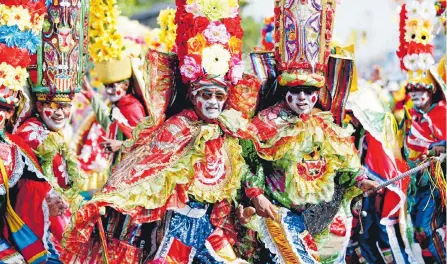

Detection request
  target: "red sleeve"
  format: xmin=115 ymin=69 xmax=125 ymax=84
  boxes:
xmin=14 ymin=179 xmax=51 ymax=241
xmin=117 ymin=96 xmax=146 ymax=138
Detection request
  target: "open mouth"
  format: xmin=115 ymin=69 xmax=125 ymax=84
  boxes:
xmin=296 ymin=103 xmax=308 ymax=109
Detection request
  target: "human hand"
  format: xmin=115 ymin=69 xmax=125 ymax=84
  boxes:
xmin=46 ymin=193 xmax=68 ymax=217
xmin=251 ymin=194 xmax=276 ymax=220
xmin=430 ymin=146 xmax=446 ymax=157
xmin=359 ymin=179 xmax=380 ymax=193
xmin=236 ymin=205 xmax=256 ymax=225
xmin=100 ymin=137 xmax=123 ymax=154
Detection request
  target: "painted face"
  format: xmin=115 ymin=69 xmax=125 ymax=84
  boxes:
xmin=286 ymin=88 xmax=318 ymax=115
xmin=105 ymin=80 xmax=128 ymax=103
xmin=0 ymin=107 xmax=14 ymax=131
xmin=193 ymin=87 xmax=227 ymax=121
xmin=39 ymin=102 xmax=72 ymax=131
xmin=409 ymin=90 xmax=432 ymax=109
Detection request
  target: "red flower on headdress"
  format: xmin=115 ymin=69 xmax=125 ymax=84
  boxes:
xmin=222 ymin=17 xmax=244 ymax=39
xmin=0 ymin=44 xmax=30 ymax=68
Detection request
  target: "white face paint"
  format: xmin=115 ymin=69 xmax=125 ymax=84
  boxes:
xmin=105 ymin=81 xmax=128 ymax=103
xmin=194 ymin=87 xmax=227 ymax=121
xmin=286 ymin=89 xmax=318 ymax=115
xmin=409 ymin=90 xmax=431 ymax=109
xmin=40 ymin=103 xmax=71 ymax=131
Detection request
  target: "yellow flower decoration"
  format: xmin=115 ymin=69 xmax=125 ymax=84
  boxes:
xmin=197 ymin=0 xmax=236 ymax=21
xmin=88 ymin=0 xmax=124 ymax=63
xmin=404 ymin=25 xmax=420 ymax=43
xmin=418 ymin=28 xmax=431 ymax=45
xmin=157 ymin=8 xmax=177 ymax=52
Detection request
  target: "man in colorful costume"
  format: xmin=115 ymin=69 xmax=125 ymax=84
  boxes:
xmin=63 ymin=1 xmax=259 ymax=262
xmin=235 ymin=1 xmax=381 ymax=263
xmin=0 ymin=1 xmax=68 ymax=262
xmin=397 ymin=1 xmax=447 ymax=263
xmin=344 ymin=84 xmax=417 ymax=264
xmin=396 ymin=1 xmax=447 ymax=262
xmin=13 ymin=0 xmax=88 ymax=258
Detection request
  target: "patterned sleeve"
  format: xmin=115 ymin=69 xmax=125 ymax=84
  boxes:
xmin=240 ymin=139 xmax=265 ymax=199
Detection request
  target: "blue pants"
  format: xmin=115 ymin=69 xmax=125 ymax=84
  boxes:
xmin=409 ymin=187 xmax=445 ymax=263
xmin=355 ymin=196 xmax=412 ymax=264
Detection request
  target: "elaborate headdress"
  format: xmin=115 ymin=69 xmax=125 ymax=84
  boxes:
xmin=27 ymin=0 xmax=88 ymax=103
xmin=274 ymin=0 xmax=336 ymax=88
xmin=396 ymin=0 xmax=445 ymax=96
xmin=0 ymin=0 xmax=47 ymax=108
xmin=175 ymin=0 xmax=244 ymax=93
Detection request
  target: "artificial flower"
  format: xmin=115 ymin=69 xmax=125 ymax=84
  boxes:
xmin=201 ymin=44 xmax=231 ymax=76
xmin=31 ymin=13 xmax=45 ymax=33
xmin=418 ymin=53 xmax=434 ymax=71
xmin=403 ymin=53 xmax=420 ymax=71
xmin=158 ymin=9 xmax=177 ymax=52
xmin=0 ymin=5 xmax=8 ymax=25
xmin=197 ymin=0 xmax=236 ymax=21
xmin=7 ymin=5 xmax=31 ymax=31
xmin=404 ymin=25 xmax=419 ymax=43
xmin=203 ymin=22 xmax=230 ymax=44
xmin=187 ymin=33 xmax=206 ymax=54
xmin=185 ymin=2 xmax=204 ymax=18
xmin=0 ymin=62 xmax=8 ymax=87
xmin=417 ymin=28 xmax=431 ymax=45
xmin=419 ymin=1 xmax=437 ymax=20
xmin=406 ymin=1 xmax=421 ymax=19
xmin=180 ymin=56 xmax=202 ymax=80
xmin=228 ymin=36 xmax=242 ymax=54
xmin=19 ymin=30 xmax=41 ymax=54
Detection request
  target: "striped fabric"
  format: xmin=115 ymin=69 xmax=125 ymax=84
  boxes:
xmin=325 ymin=55 xmax=354 ymax=125
xmin=0 ymin=158 xmax=48 ymax=264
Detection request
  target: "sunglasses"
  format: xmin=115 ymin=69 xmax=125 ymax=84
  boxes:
xmin=197 ymin=90 xmax=227 ymax=102
xmin=288 ymin=88 xmax=317 ymax=95
xmin=45 ymin=102 xmax=72 ymax=111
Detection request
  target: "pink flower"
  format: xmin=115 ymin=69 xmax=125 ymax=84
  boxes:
xmin=180 ymin=56 xmax=202 ymax=80
xmin=203 ymin=22 xmax=230 ymax=44
xmin=228 ymin=56 xmax=244 ymax=84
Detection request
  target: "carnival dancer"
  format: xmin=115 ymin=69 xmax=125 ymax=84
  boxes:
xmin=13 ymin=0 xmax=88 ymax=258
xmin=344 ymin=84 xmax=417 ymax=264
xmin=0 ymin=1 xmax=68 ymax=261
xmin=234 ymin=1 xmax=382 ymax=263
xmin=396 ymin=1 xmax=447 ymax=262
xmin=62 ymin=0 xmax=262 ymax=262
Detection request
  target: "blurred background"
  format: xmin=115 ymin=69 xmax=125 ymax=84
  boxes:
xmin=117 ymin=0 xmax=446 ymax=81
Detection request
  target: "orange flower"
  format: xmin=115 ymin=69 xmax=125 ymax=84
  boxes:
xmin=228 ymin=36 xmax=242 ymax=54
xmin=187 ymin=33 xmax=207 ymax=54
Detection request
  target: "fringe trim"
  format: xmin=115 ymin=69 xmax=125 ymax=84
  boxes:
xmin=258 ymin=207 xmax=319 ymax=264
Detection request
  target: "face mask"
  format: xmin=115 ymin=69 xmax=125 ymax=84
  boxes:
xmin=194 ymin=88 xmax=227 ymax=120
xmin=286 ymin=89 xmax=318 ymax=115
xmin=105 ymin=81 xmax=128 ymax=103
xmin=409 ymin=90 xmax=431 ymax=109
xmin=40 ymin=102 xmax=71 ymax=131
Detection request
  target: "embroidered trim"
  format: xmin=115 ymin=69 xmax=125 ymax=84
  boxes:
xmin=42 ymin=198 xmax=51 ymax=251
xmin=258 ymin=207 xmax=319 ymax=264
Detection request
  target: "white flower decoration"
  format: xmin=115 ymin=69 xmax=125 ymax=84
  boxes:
xmin=406 ymin=1 xmax=421 ymax=19
xmin=201 ymin=44 xmax=231 ymax=76
xmin=403 ymin=53 xmax=421 ymax=72
xmin=419 ymin=1 xmax=437 ymax=20
xmin=419 ymin=53 xmax=435 ymax=71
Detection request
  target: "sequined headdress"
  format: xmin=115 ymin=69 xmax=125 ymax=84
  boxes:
xmin=0 ymin=0 xmax=47 ymax=108
xmin=396 ymin=0 xmax=445 ymax=94
xmin=175 ymin=0 xmax=244 ymax=93
xmin=28 ymin=0 xmax=89 ymax=103
xmin=274 ymin=0 xmax=336 ymax=88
